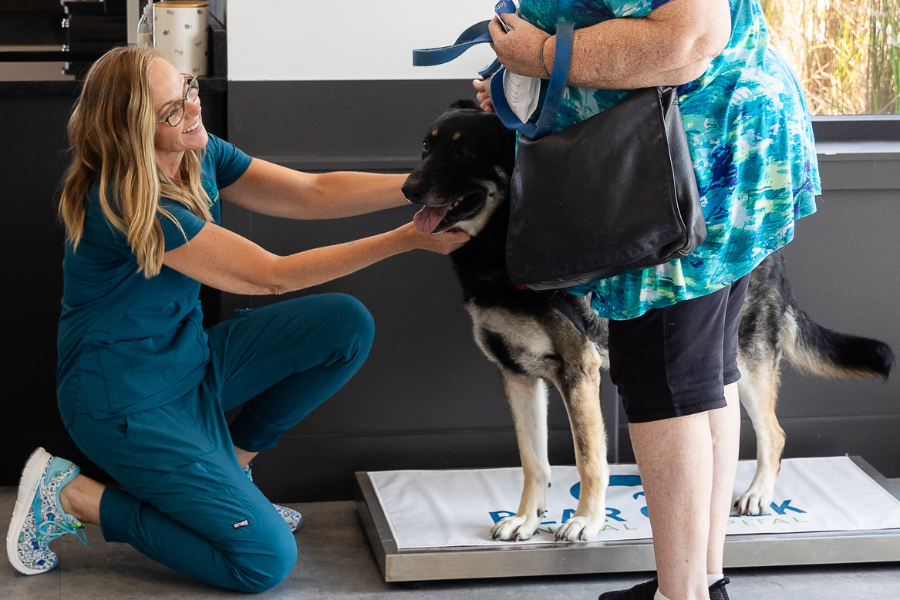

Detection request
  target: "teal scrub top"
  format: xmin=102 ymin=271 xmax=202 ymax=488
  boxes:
xmin=56 ymin=134 xmax=252 ymax=425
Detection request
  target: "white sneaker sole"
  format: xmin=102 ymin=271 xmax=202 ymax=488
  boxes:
xmin=6 ymin=447 xmax=54 ymax=575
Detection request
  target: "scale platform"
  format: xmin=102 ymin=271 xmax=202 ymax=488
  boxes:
xmin=355 ymin=456 xmax=900 ymax=583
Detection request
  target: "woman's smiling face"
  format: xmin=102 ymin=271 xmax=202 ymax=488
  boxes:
xmin=151 ymin=58 xmax=207 ymax=163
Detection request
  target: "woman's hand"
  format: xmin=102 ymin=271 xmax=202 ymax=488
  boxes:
xmin=488 ymin=14 xmax=551 ymax=78
xmin=472 ymin=77 xmax=493 ymax=112
xmin=396 ymin=222 xmax=470 ymax=255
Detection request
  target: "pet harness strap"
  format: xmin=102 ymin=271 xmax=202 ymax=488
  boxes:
xmin=538 ymin=290 xmax=587 ymax=334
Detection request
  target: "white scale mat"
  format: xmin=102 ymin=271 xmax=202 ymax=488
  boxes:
xmin=368 ymin=456 xmax=900 ymax=550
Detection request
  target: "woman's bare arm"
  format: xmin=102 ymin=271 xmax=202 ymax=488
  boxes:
xmin=219 ymin=158 xmax=410 ymax=220
xmin=162 ymin=220 xmax=468 ymax=295
xmin=491 ymin=0 xmax=732 ymax=89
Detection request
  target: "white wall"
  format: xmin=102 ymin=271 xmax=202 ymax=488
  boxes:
xmin=227 ymin=0 xmax=499 ymax=81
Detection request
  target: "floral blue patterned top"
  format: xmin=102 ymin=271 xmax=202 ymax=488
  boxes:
xmin=518 ymin=0 xmax=820 ymax=320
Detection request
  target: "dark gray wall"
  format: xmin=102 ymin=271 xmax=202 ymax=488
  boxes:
xmin=224 ymin=80 xmax=622 ymax=502
xmin=752 ymin=182 xmax=900 ymax=467
xmin=227 ymin=81 xmax=900 ymax=503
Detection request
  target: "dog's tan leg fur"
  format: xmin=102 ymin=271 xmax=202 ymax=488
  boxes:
xmin=553 ymin=343 xmax=609 ymax=542
xmin=735 ymin=357 xmax=785 ymax=515
xmin=490 ymin=370 xmax=551 ymax=541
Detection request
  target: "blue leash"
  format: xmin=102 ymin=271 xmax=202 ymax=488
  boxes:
xmin=412 ymin=20 xmax=577 ymax=140
xmin=411 ymin=20 xmax=503 ymax=80
xmin=490 ymin=21 xmax=573 ymax=139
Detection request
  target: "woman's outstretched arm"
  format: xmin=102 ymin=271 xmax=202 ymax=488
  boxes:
xmin=220 ymin=158 xmax=411 ymax=220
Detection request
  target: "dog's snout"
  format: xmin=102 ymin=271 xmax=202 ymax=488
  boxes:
xmin=401 ymin=176 xmax=427 ymax=205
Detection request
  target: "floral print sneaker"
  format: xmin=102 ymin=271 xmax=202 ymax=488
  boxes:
xmin=6 ymin=448 xmax=87 ymax=575
xmin=243 ymin=465 xmax=302 ymax=533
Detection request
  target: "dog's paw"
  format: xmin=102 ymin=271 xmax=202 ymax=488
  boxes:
xmin=555 ymin=515 xmax=602 ymax=542
xmin=490 ymin=513 xmax=540 ymax=542
xmin=733 ymin=486 xmax=774 ymax=516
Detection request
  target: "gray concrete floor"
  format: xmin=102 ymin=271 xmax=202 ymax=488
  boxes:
xmin=2 ymin=485 xmax=899 ymax=600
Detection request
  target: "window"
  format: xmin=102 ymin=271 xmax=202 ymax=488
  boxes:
xmin=762 ymin=0 xmax=899 ymax=115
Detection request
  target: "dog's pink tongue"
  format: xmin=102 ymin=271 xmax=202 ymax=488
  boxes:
xmin=413 ymin=206 xmax=450 ymax=233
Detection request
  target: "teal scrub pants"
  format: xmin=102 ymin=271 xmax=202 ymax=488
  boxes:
xmin=65 ymin=294 xmax=374 ymax=592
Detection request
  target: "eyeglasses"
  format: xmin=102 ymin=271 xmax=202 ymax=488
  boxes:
xmin=157 ymin=74 xmax=200 ymax=128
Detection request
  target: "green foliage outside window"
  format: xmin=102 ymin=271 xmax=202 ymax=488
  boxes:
xmin=762 ymin=0 xmax=900 ymax=114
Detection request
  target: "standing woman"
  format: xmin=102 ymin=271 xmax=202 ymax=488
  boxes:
xmin=7 ymin=46 xmax=468 ymax=592
xmin=475 ymin=1 xmax=819 ymax=599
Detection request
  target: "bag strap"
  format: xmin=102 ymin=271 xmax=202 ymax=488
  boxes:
xmin=412 ymin=20 xmax=503 ymax=80
xmin=490 ymin=21 xmax=574 ymax=140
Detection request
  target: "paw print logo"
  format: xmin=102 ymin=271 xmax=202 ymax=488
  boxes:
xmin=197 ymin=9 xmax=203 ymax=14
xmin=162 ymin=29 xmax=170 ymax=36
xmin=185 ymin=23 xmax=192 ymax=30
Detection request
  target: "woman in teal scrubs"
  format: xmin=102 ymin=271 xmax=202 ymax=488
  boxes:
xmin=6 ymin=46 xmax=468 ymax=592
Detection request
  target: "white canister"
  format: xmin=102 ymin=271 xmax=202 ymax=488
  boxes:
xmin=153 ymin=1 xmax=209 ymax=76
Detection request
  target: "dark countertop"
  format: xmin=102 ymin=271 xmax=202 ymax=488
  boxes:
xmin=0 ymin=60 xmax=228 ymax=96
xmin=0 ymin=12 xmax=228 ymax=97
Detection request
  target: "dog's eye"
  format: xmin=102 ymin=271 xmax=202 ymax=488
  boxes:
xmin=458 ymin=147 xmax=471 ymax=157
xmin=422 ymin=140 xmax=430 ymax=152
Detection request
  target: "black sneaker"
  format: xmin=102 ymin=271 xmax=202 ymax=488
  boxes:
xmin=598 ymin=576 xmax=731 ymax=600
xmin=598 ymin=579 xmax=658 ymax=600
xmin=709 ymin=576 xmax=731 ymax=600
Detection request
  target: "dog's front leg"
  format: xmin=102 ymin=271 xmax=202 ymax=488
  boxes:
xmin=491 ymin=369 xmax=551 ymax=542
xmin=554 ymin=346 xmax=609 ymax=542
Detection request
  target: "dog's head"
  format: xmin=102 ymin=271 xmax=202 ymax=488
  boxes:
xmin=402 ymin=100 xmax=516 ymax=236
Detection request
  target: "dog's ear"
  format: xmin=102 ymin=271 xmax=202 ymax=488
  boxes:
xmin=448 ymin=99 xmax=482 ymax=112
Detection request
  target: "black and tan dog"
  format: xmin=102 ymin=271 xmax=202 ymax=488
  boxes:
xmin=402 ymin=100 xmax=895 ymax=542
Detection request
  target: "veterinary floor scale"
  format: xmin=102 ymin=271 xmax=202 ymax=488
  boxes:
xmin=356 ymin=456 xmax=900 ymax=582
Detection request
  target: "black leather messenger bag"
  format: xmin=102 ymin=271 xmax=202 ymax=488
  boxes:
xmin=491 ymin=21 xmax=706 ymax=290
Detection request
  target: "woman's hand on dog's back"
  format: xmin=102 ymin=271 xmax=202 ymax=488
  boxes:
xmin=395 ymin=222 xmax=470 ymax=255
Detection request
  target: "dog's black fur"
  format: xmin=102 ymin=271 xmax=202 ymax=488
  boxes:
xmin=403 ymin=100 xmax=895 ymax=541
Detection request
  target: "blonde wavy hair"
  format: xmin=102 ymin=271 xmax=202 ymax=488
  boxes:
xmin=59 ymin=46 xmax=212 ymax=278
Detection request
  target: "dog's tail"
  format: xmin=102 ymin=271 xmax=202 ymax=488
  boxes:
xmin=783 ymin=306 xmax=895 ymax=381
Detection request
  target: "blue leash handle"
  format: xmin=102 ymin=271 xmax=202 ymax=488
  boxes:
xmin=490 ymin=21 xmax=573 ymax=139
xmin=412 ymin=20 xmax=501 ymax=79
xmin=412 ymin=19 xmax=575 ymax=140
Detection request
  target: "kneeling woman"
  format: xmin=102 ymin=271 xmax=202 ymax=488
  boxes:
xmin=6 ymin=47 xmax=468 ymax=592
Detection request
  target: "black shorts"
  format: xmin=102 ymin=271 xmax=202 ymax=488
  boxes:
xmin=608 ymin=274 xmax=750 ymax=424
